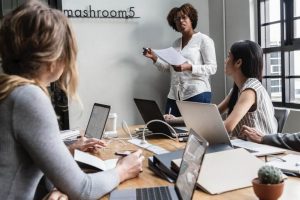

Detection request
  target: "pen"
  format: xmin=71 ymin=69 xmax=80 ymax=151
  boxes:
xmin=115 ymin=150 xmax=134 ymax=157
xmin=168 ymin=108 xmax=172 ymax=115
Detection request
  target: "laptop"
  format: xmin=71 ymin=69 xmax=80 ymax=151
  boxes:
xmin=282 ymin=110 xmax=300 ymax=133
xmin=110 ymin=129 xmax=208 ymax=200
xmin=134 ymin=98 xmax=188 ymax=138
xmin=176 ymin=101 xmax=286 ymax=156
xmin=63 ymin=103 xmax=110 ymax=145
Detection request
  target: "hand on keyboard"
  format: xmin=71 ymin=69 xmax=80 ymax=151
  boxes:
xmin=68 ymin=137 xmax=107 ymax=155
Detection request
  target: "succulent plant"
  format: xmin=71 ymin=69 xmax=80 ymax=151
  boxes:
xmin=258 ymin=165 xmax=284 ymax=184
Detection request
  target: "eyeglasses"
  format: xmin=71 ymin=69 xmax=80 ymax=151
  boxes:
xmin=174 ymin=15 xmax=188 ymax=22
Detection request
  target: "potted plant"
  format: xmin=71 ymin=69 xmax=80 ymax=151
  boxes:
xmin=252 ymin=165 xmax=285 ymax=200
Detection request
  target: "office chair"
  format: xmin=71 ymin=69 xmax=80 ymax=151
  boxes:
xmin=274 ymin=108 xmax=290 ymax=133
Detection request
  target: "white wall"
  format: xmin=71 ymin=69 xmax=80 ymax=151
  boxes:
xmin=63 ymin=0 xmax=210 ymax=129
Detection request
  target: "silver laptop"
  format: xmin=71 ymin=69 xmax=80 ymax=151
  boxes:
xmin=282 ymin=110 xmax=300 ymax=133
xmin=109 ymin=129 xmax=208 ymax=200
xmin=176 ymin=101 xmax=286 ymax=156
xmin=64 ymin=103 xmax=110 ymax=145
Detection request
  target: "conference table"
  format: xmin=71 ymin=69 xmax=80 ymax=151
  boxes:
xmin=98 ymin=126 xmax=300 ymax=200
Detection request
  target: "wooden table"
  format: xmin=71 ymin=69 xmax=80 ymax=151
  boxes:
xmin=97 ymin=126 xmax=300 ymax=200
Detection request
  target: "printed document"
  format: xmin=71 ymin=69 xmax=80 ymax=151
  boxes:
xmin=267 ymin=154 xmax=300 ymax=175
xmin=152 ymin=47 xmax=187 ymax=65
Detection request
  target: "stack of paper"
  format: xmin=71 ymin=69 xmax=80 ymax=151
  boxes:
xmin=60 ymin=129 xmax=80 ymax=140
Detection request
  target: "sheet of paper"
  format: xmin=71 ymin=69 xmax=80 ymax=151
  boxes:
xmin=74 ymin=150 xmax=117 ymax=171
xmin=231 ymin=139 xmax=286 ymax=156
xmin=128 ymin=138 xmax=169 ymax=154
xmin=152 ymin=47 xmax=187 ymax=65
xmin=267 ymin=154 xmax=300 ymax=174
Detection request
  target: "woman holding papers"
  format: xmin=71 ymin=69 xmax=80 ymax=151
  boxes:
xmin=218 ymin=40 xmax=277 ymax=138
xmin=143 ymin=3 xmax=217 ymax=117
xmin=0 ymin=1 xmax=144 ymax=200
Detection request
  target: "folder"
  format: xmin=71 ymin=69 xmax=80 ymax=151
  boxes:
xmin=152 ymin=149 xmax=184 ymax=181
xmin=148 ymin=157 xmax=174 ymax=183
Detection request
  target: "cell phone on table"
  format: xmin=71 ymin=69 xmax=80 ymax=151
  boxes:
xmin=115 ymin=150 xmax=135 ymax=157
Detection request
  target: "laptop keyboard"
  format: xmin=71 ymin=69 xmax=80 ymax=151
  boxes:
xmin=136 ymin=186 xmax=172 ymax=200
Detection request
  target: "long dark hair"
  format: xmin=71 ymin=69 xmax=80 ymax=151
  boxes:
xmin=227 ymin=40 xmax=263 ymax=115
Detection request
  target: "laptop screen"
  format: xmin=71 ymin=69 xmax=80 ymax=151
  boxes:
xmin=133 ymin=98 xmax=171 ymax=134
xmin=85 ymin=103 xmax=110 ymax=139
xmin=175 ymin=129 xmax=207 ymax=200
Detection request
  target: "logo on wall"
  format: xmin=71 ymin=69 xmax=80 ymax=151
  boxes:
xmin=63 ymin=5 xmax=140 ymax=19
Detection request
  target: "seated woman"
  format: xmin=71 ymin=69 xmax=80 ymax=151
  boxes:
xmin=218 ymin=40 xmax=277 ymax=138
xmin=0 ymin=1 xmax=143 ymax=200
xmin=165 ymin=40 xmax=277 ymax=139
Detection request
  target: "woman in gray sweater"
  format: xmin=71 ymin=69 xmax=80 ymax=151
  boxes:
xmin=0 ymin=1 xmax=144 ymax=200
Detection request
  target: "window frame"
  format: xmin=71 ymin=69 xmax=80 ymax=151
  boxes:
xmin=258 ymin=0 xmax=300 ymax=108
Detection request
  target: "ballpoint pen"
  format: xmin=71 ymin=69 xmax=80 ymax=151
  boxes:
xmin=168 ymin=108 xmax=172 ymax=115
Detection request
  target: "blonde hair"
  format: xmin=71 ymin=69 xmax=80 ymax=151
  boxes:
xmin=0 ymin=0 xmax=78 ymax=101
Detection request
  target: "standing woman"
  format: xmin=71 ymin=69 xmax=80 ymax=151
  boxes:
xmin=0 ymin=1 xmax=143 ymax=199
xmin=218 ymin=40 xmax=278 ymax=138
xmin=143 ymin=3 xmax=217 ymax=117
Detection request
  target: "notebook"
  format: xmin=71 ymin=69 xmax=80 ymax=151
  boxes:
xmin=64 ymin=103 xmax=110 ymax=145
xmin=134 ymin=98 xmax=188 ymax=138
xmin=110 ymin=129 xmax=208 ymax=200
xmin=176 ymin=101 xmax=286 ymax=156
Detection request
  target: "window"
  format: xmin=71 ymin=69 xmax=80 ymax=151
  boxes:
xmin=258 ymin=0 xmax=300 ymax=108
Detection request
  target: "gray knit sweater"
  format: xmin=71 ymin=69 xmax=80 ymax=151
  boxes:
xmin=0 ymin=85 xmax=119 ymax=200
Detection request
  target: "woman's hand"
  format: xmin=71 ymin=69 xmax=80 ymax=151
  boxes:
xmin=164 ymin=114 xmax=184 ymax=124
xmin=240 ymin=125 xmax=264 ymax=143
xmin=116 ymin=149 xmax=144 ymax=182
xmin=43 ymin=188 xmax=68 ymax=200
xmin=68 ymin=137 xmax=107 ymax=155
xmin=172 ymin=63 xmax=192 ymax=72
xmin=142 ymin=48 xmax=157 ymax=63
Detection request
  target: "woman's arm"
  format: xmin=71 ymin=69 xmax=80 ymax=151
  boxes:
xmin=218 ymin=94 xmax=231 ymax=114
xmin=13 ymin=86 xmax=143 ymax=199
xmin=191 ymin=37 xmax=217 ymax=76
xmin=224 ymin=89 xmax=256 ymax=132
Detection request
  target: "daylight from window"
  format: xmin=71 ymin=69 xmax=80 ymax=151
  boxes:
xmin=267 ymin=0 xmax=300 ymax=103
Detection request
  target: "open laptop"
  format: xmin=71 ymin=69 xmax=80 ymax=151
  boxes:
xmin=110 ymin=129 xmax=208 ymax=200
xmin=63 ymin=103 xmax=110 ymax=144
xmin=134 ymin=98 xmax=188 ymax=138
xmin=282 ymin=109 xmax=300 ymax=133
xmin=176 ymin=101 xmax=286 ymax=156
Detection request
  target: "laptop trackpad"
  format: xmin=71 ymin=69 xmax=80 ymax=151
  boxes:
xmin=110 ymin=189 xmax=136 ymax=200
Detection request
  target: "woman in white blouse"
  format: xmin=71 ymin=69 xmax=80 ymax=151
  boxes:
xmin=143 ymin=3 xmax=217 ymax=117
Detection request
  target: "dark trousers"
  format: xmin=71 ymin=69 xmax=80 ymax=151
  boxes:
xmin=165 ymin=92 xmax=212 ymax=117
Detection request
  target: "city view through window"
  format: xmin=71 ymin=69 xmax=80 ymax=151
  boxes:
xmin=260 ymin=0 xmax=300 ymax=105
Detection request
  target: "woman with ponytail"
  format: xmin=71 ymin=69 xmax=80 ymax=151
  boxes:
xmin=0 ymin=1 xmax=143 ymax=199
xmin=218 ymin=40 xmax=277 ymax=138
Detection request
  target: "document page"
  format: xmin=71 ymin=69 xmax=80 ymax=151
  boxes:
xmin=152 ymin=47 xmax=187 ymax=65
xmin=267 ymin=154 xmax=300 ymax=174
xmin=74 ymin=150 xmax=117 ymax=171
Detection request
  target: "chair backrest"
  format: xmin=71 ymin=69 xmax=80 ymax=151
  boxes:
xmin=274 ymin=108 xmax=290 ymax=133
